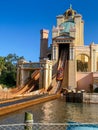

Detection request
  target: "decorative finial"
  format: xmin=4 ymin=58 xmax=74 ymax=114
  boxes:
xmin=70 ymin=4 xmax=72 ymax=9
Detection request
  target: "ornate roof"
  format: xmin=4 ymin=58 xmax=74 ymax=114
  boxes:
xmin=53 ymin=33 xmax=75 ymax=40
xmin=64 ymin=5 xmax=77 ymax=18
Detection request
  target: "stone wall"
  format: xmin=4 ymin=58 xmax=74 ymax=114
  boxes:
xmin=83 ymin=93 xmax=98 ymax=103
xmin=77 ymin=72 xmax=93 ymax=91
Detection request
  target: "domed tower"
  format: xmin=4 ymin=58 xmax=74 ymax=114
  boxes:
xmin=52 ymin=5 xmax=84 ymax=89
xmin=52 ymin=5 xmax=84 ymax=46
xmin=64 ymin=5 xmax=77 ymax=19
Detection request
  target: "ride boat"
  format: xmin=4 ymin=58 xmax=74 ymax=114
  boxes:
xmin=56 ymin=67 xmax=64 ymax=81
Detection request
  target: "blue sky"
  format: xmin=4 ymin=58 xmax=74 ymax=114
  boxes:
xmin=0 ymin=0 xmax=98 ymax=62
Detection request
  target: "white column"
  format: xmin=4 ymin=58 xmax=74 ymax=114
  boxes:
xmin=93 ymin=49 xmax=96 ymax=72
xmin=91 ymin=48 xmax=93 ymax=72
xmin=52 ymin=45 xmax=58 ymax=61
xmin=52 ymin=45 xmax=54 ymax=60
xmin=39 ymin=64 xmax=45 ymax=89
xmin=69 ymin=46 xmax=74 ymax=60
xmin=20 ymin=68 xmax=24 ymax=87
xmin=48 ymin=63 xmax=52 ymax=87
xmin=16 ymin=66 xmax=20 ymax=87
xmin=72 ymin=47 xmax=75 ymax=60
xmin=44 ymin=63 xmax=49 ymax=90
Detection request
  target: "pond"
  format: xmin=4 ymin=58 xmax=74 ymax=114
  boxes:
xmin=0 ymin=98 xmax=98 ymax=125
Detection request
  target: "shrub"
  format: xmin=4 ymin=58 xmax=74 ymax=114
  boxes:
xmin=94 ymin=87 xmax=98 ymax=93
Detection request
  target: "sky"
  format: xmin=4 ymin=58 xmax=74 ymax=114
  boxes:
xmin=0 ymin=0 xmax=98 ymax=62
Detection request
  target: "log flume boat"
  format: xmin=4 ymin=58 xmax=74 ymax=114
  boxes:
xmin=56 ymin=67 xmax=64 ymax=81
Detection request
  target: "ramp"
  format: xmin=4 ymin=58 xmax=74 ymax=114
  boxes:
xmin=11 ymin=70 xmax=40 ymax=97
xmin=49 ymin=48 xmax=68 ymax=94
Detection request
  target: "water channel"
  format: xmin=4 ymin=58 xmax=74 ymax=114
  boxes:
xmin=0 ymin=97 xmax=98 ymax=125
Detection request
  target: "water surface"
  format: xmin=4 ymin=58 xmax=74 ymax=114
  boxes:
xmin=0 ymin=98 xmax=98 ymax=124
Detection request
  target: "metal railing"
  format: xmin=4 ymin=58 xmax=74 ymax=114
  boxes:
xmin=0 ymin=123 xmax=25 ymax=130
xmin=0 ymin=123 xmax=66 ymax=130
xmin=0 ymin=123 xmax=98 ymax=130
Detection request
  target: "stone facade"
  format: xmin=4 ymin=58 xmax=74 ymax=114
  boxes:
xmin=40 ymin=6 xmax=98 ymax=91
xmin=17 ymin=6 xmax=98 ymax=92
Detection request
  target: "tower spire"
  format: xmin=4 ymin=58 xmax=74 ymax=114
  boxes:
xmin=70 ymin=4 xmax=72 ymax=9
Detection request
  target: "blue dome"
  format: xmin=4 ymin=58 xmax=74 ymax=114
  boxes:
xmin=60 ymin=21 xmax=75 ymax=33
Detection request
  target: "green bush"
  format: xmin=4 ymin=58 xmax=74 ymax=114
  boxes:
xmin=94 ymin=87 xmax=98 ymax=93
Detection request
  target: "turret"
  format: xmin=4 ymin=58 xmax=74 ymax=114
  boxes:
xmin=40 ymin=29 xmax=49 ymax=60
xmin=52 ymin=5 xmax=84 ymax=46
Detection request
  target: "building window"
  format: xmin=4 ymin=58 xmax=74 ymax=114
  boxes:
xmin=77 ymin=54 xmax=89 ymax=72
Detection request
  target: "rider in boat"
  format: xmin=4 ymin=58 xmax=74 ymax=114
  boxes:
xmin=56 ymin=67 xmax=64 ymax=81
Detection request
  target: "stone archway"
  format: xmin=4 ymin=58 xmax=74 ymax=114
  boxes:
xmin=76 ymin=54 xmax=90 ymax=72
xmin=96 ymin=56 xmax=98 ymax=71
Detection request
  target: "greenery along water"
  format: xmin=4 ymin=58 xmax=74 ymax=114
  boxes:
xmin=0 ymin=98 xmax=98 ymax=124
xmin=0 ymin=53 xmax=24 ymax=87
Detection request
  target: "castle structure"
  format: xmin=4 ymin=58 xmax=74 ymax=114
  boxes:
xmin=17 ymin=6 xmax=98 ymax=92
xmin=40 ymin=6 xmax=98 ymax=91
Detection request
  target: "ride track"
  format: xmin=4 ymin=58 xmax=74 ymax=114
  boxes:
xmin=0 ymin=70 xmax=40 ymax=100
xmin=0 ymin=94 xmax=60 ymax=116
xmin=10 ymin=70 xmax=40 ymax=97
xmin=50 ymin=48 xmax=68 ymax=94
